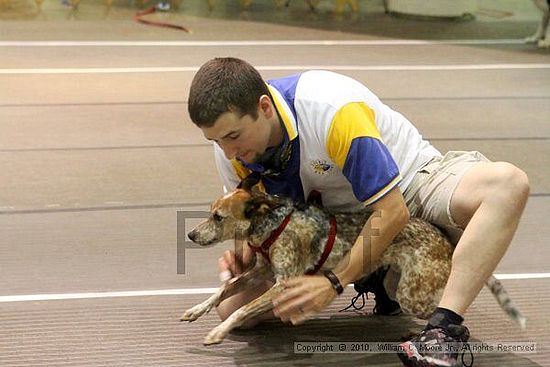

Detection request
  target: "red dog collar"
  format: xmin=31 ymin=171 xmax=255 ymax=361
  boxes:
xmin=248 ymin=212 xmax=337 ymax=275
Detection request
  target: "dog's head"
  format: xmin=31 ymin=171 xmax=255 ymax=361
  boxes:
xmin=187 ymin=188 xmax=287 ymax=246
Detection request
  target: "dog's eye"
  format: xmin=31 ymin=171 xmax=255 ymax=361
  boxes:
xmin=213 ymin=213 xmax=223 ymax=222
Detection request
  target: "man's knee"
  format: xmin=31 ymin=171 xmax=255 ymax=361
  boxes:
xmin=216 ymin=290 xmax=257 ymax=321
xmin=489 ymin=162 xmax=530 ymax=204
xmin=216 ymin=283 xmax=274 ymax=327
xmin=216 ymin=300 xmax=236 ymax=322
xmin=216 ymin=299 xmax=273 ymax=329
xmin=451 ymin=162 xmax=529 ymax=227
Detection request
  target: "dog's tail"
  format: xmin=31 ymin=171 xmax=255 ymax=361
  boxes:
xmin=485 ymin=275 xmax=527 ymax=329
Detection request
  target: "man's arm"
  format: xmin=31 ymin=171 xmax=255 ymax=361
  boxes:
xmin=333 ymin=186 xmax=410 ymax=287
xmin=272 ymin=186 xmax=409 ymax=324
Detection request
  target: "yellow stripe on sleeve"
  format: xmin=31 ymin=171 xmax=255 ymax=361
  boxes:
xmin=363 ymin=175 xmax=402 ymax=206
xmin=326 ymin=102 xmax=381 ymax=169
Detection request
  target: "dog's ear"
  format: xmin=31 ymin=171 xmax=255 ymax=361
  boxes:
xmin=244 ymin=189 xmax=287 ymax=219
xmin=237 ymin=172 xmax=261 ymax=192
xmin=243 ymin=195 xmax=271 ymax=219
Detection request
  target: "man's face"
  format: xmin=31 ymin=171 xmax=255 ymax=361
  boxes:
xmin=201 ymin=109 xmax=271 ymax=164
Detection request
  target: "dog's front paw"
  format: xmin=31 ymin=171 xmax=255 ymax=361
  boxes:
xmin=180 ymin=303 xmax=212 ymax=322
xmin=204 ymin=325 xmax=228 ymax=345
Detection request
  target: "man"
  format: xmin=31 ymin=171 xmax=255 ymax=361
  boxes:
xmin=187 ymin=57 xmax=529 ymax=367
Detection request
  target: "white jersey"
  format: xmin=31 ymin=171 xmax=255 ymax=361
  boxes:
xmin=214 ymin=70 xmax=441 ymax=211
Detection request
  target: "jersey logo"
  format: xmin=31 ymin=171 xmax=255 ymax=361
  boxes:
xmin=311 ymin=159 xmax=334 ymax=175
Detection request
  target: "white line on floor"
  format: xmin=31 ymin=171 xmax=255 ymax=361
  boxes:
xmin=494 ymin=273 xmax=550 ymax=280
xmin=1 ymin=273 xmax=548 ymax=303
xmin=1 ymin=64 xmax=549 ymax=75
xmin=0 ymin=39 xmax=526 ymax=47
xmin=0 ymin=288 xmax=220 ymax=303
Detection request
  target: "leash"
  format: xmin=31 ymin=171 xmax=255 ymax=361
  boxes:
xmin=134 ymin=6 xmax=191 ymax=33
xmin=248 ymin=211 xmax=337 ymax=275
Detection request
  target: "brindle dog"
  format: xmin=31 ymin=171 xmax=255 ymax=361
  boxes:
xmin=182 ymin=187 xmax=525 ymax=345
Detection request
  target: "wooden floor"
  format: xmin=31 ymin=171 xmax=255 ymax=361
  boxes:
xmin=1 ymin=0 xmax=549 ymax=366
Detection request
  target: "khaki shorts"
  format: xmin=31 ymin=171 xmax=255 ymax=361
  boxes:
xmin=403 ymin=151 xmax=490 ymax=245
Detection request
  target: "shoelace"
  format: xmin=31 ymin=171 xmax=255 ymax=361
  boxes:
xmin=460 ymin=342 xmax=474 ymax=367
xmin=341 ymin=292 xmax=473 ymax=367
xmin=441 ymin=328 xmax=474 ymax=367
xmin=339 ymin=292 xmax=368 ymax=313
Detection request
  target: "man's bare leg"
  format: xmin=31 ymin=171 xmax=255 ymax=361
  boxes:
xmin=439 ymin=162 xmax=529 ymax=315
xmin=397 ymin=161 xmax=529 ymax=366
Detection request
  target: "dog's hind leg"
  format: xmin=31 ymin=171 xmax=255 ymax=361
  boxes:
xmin=203 ymin=282 xmax=285 ymax=345
xmin=394 ymin=265 xmax=448 ymax=320
xmin=180 ymin=264 xmax=273 ymax=322
xmin=381 ymin=246 xmax=451 ymax=319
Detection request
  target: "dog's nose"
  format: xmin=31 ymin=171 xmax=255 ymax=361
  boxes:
xmin=188 ymin=230 xmax=197 ymax=242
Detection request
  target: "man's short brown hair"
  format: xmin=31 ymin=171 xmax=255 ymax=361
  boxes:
xmin=188 ymin=57 xmax=269 ymax=127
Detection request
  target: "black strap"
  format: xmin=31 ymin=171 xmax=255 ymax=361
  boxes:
xmin=323 ymin=270 xmax=344 ymax=295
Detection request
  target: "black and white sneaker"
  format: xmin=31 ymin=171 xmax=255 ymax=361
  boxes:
xmin=397 ymin=324 xmax=472 ymax=367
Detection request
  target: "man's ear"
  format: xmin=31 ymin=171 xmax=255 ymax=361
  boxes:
xmin=259 ymin=94 xmax=274 ymax=119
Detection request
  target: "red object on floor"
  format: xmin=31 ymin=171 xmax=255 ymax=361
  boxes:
xmin=134 ymin=6 xmax=190 ymax=32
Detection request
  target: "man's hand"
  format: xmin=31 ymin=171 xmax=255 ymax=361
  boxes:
xmin=271 ymin=187 xmax=409 ymax=325
xmin=218 ymin=242 xmax=255 ymax=282
xmin=272 ymin=275 xmax=337 ymax=325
